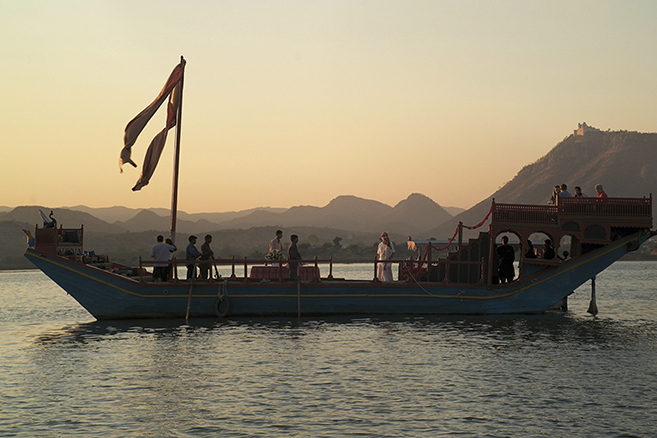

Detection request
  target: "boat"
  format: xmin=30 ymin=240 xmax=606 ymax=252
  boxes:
xmin=24 ymin=59 xmax=655 ymax=320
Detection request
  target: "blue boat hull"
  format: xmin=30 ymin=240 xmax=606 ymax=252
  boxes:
xmin=24 ymin=232 xmax=648 ymax=320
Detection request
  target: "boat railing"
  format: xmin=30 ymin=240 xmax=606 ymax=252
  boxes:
xmin=493 ymin=195 xmax=652 ymax=226
xmin=558 ymin=196 xmax=652 ymax=220
xmin=492 ymin=203 xmax=558 ymax=226
xmin=386 ymin=258 xmax=486 ymax=284
xmin=137 ymin=256 xmax=334 ymax=283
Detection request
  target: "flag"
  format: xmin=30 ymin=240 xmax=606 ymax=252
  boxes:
xmin=120 ymin=59 xmax=186 ymax=191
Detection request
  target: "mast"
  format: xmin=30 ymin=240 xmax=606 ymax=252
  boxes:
xmin=169 ymin=55 xmax=185 ymax=244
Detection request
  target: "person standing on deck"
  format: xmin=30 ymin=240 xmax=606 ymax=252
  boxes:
xmin=269 ymin=230 xmax=284 ymax=253
xmin=497 ymin=236 xmax=515 ymax=283
xmin=559 ymin=184 xmax=572 ymax=198
xmin=185 ymin=235 xmax=201 ymax=280
xmin=287 ymin=234 xmax=302 ymax=280
xmin=151 ymin=235 xmax=176 ymax=282
xmin=377 ymin=232 xmax=395 ymax=282
xmin=199 ymin=234 xmax=214 ymax=280
xmin=164 ymin=238 xmax=177 ymax=280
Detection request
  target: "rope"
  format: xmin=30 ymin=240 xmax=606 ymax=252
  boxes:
xmin=463 ymin=203 xmax=494 ymax=229
xmin=427 ymin=203 xmax=494 ymax=252
xmin=217 ymin=279 xmax=228 ymax=300
xmin=401 ymin=265 xmax=436 ymax=296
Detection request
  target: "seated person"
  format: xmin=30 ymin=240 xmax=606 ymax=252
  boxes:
xmin=541 ymin=239 xmax=555 ymax=260
xmin=525 ymin=240 xmax=537 ymax=258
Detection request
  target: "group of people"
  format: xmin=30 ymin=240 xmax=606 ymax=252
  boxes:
xmin=496 ymin=237 xmax=563 ymax=283
xmin=151 ymin=230 xmax=305 ymax=282
xmin=549 ymin=183 xmax=607 ymax=204
xmin=150 ymin=234 xmax=213 ymax=282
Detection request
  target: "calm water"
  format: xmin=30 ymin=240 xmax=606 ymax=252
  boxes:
xmin=1 ymin=263 xmax=656 ymax=437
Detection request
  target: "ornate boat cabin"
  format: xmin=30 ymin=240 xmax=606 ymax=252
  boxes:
xmin=403 ymin=196 xmax=652 ymax=287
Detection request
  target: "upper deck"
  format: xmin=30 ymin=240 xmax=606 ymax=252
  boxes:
xmin=491 ymin=196 xmax=652 ymax=229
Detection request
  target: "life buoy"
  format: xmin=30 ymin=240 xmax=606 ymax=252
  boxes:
xmin=214 ymin=296 xmax=232 ymax=317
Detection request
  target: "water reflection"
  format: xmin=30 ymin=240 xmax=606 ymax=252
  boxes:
xmin=31 ymin=312 xmax=657 ymax=352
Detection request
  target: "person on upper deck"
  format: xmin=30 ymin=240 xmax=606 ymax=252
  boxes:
xmin=199 ymin=234 xmax=214 ymax=279
xmin=497 ymin=236 xmax=515 ymax=283
xmin=287 ymin=234 xmax=302 ymax=280
xmin=595 ymin=184 xmax=608 ymax=198
xmin=377 ymin=232 xmax=395 ymax=282
xmin=185 ymin=235 xmax=201 ymax=280
xmin=541 ymin=239 xmax=555 ymax=260
xmin=548 ymin=185 xmax=561 ymax=205
xmin=574 ymin=186 xmax=587 ymax=197
xmin=558 ymin=184 xmax=572 ymax=198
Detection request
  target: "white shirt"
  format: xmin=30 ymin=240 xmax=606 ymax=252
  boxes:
xmin=269 ymin=237 xmax=283 ymax=253
xmin=151 ymin=242 xmax=176 ymax=267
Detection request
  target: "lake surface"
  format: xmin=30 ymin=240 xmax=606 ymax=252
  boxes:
xmin=1 ymin=262 xmax=656 ymax=437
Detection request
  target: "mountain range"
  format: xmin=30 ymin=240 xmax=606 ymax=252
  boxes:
xmin=0 ymin=193 xmax=458 ymax=236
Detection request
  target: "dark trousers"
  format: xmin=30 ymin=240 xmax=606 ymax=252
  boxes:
xmin=186 ymin=265 xmax=196 ymax=280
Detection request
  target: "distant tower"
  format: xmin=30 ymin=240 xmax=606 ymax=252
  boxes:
xmin=574 ymin=122 xmax=599 ymax=136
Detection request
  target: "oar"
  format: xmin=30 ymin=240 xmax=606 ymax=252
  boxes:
xmin=185 ymin=274 xmax=195 ymax=324
xmin=297 ymin=278 xmax=301 ymax=320
xmin=587 ymin=276 xmax=598 ymax=315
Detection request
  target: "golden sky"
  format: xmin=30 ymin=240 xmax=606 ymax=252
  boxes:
xmin=3 ymin=1 xmax=657 ymax=213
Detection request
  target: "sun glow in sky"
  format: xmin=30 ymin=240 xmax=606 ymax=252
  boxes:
xmin=3 ymin=1 xmax=657 ymax=214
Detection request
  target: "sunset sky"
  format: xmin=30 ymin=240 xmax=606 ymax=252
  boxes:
xmin=3 ymin=1 xmax=657 ymax=214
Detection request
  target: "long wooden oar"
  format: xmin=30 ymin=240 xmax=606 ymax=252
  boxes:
xmin=297 ymin=279 xmax=301 ymax=320
xmin=185 ymin=274 xmax=195 ymax=324
xmin=587 ymin=276 xmax=598 ymax=315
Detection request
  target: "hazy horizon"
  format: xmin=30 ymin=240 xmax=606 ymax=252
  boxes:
xmin=4 ymin=1 xmax=657 ymax=214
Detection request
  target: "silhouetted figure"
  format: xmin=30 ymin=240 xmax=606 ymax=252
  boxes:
xmin=287 ymin=234 xmax=302 ymax=280
xmin=186 ymin=235 xmax=201 ymax=280
xmin=541 ymin=239 xmax=555 ymax=260
xmin=199 ymin=234 xmax=214 ymax=280
xmin=497 ymin=236 xmax=515 ymax=283
xmin=525 ymin=240 xmax=537 ymax=259
xmin=151 ymin=235 xmax=176 ymax=282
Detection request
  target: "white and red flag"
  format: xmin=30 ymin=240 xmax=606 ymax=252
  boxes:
xmin=120 ymin=59 xmax=185 ymax=191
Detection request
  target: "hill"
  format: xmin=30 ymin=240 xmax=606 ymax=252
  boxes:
xmin=427 ymin=125 xmax=657 ymax=240
xmin=214 ymin=194 xmax=452 ymax=234
xmin=65 ymin=205 xmax=288 ymax=224
xmin=0 ymin=206 xmax=126 ymax=235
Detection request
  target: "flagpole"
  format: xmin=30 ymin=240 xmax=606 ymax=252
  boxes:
xmin=169 ymin=55 xmax=185 ymax=244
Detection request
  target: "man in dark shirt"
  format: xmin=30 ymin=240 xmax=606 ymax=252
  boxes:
xmin=287 ymin=234 xmax=302 ymax=280
xmin=199 ymin=234 xmax=214 ymax=279
xmin=497 ymin=236 xmax=515 ymax=283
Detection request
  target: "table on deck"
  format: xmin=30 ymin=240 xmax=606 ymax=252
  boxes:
xmin=249 ymin=265 xmax=320 ymax=281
